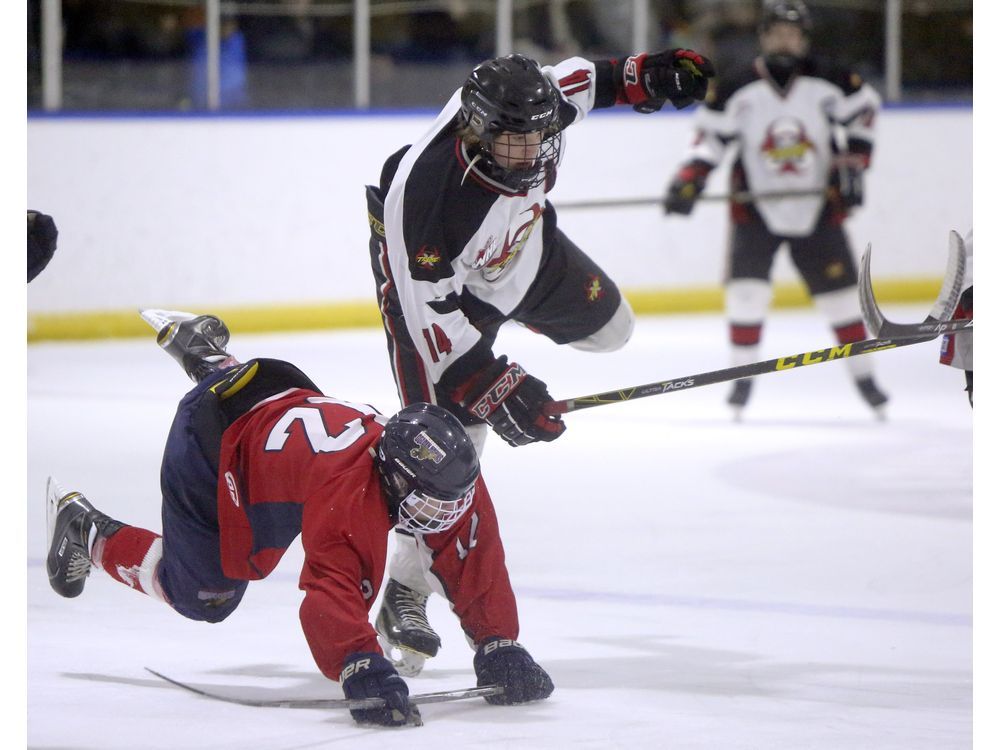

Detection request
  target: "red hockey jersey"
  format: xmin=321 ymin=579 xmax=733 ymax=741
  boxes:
xmin=215 ymin=387 xmax=518 ymax=679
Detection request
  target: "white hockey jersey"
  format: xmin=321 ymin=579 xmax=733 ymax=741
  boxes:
xmin=684 ymin=56 xmax=881 ymax=236
xmin=376 ymin=57 xmax=603 ymax=392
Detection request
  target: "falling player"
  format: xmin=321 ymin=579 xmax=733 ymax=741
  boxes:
xmin=45 ymin=311 xmax=553 ymax=727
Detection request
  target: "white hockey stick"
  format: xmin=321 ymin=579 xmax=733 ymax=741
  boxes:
xmin=145 ymin=667 xmax=501 ymax=710
xmin=859 ymin=232 xmax=972 ymax=339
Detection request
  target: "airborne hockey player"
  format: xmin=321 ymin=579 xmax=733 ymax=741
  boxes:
xmin=664 ymin=0 xmax=889 ymax=419
xmin=46 ymin=311 xmax=554 ymax=727
xmin=364 ymin=48 xmax=715 ymax=674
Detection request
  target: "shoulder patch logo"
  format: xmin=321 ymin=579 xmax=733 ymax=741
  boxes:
xmin=586 ymin=274 xmax=605 ymax=303
xmin=415 ymin=245 xmax=442 ymax=269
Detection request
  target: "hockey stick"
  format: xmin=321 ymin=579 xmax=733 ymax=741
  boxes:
xmin=553 ymin=188 xmax=827 ymax=211
xmin=859 ymin=232 xmax=970 ymax=339
xmin=145 ymin=667 xmax=502 ymax=709
xmin=545 ymin=242 xmax=971 ymax=416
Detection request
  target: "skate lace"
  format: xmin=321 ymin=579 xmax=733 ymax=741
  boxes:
xmin=393 ymin=588 xmax=434 ymax=632
xmin=65 ymin=550 xmax=93 ymax=583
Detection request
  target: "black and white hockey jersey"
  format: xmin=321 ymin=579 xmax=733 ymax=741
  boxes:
xmin=372 ymin=57 xmax=610 ymax=395
xmin=682 ymin=56 xmax=881 ymax=236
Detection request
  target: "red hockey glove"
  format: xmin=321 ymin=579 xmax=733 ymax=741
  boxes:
xmin=616 ymin=48 xmax=715 ymax=113
xmin=474 ymin=637 xmax=555 ymax=705
xmin=455 ymin=357 xmax=565 ymax=447
xmin=341 ymin=652 xmax=420 ymax=727
xmin=664 ymin=160 xmax=713 ymax=215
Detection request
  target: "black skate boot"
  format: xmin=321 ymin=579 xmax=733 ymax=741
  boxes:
xmin=140 ymin=309 xmax=233 ymax=383
xmin=46 ymin=477 xmax=124 ymax=598
xmin=855 ymin=376 xmax=889 ymax=420
xmin=727 ymin=378 xmax=753 ymax=421
xmin=375 ymin=579 xmax=441 ymax=677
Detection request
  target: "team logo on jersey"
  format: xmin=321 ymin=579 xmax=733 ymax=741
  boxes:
xmin=225 ymin=471 xmax=240 ymax=507
xmin=415 ymin=245 xmax=442 ymax=269
xmin=472 ymin=235 xmax=499 ymax=270
xmin=482 ymin=203 xmax=544 ymax=282
xmin=586 ymin=274 xmax=605 ymax=303
xmin=760 ymin=117 xmax=816 ymax=174
xmin=411 ymin=431 xmax=446 ymax=464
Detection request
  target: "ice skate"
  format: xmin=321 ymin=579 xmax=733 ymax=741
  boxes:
xmin=140 ymin=308 xmax=233 ymax=383
xmin=46 ymin=477 xmax=123 ymax=598
xmin=375 ymin=579 xmax=441 ymax=677
xmin=855 ymin=376 xmax=889 ymax=420
xmin=727 ymin=378 xmax=753 ymax=421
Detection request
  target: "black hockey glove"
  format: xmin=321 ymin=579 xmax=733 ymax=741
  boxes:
xmin=27 ymin=210 xmax=58 ymax=282
xmin=616 ymin=49 xmax=715 ymax=113
xmin=341 ymin=652 xmax=420 ymax=727
xmin=456 ymin=357 xmax=565 ymax=447
xmin=474 ymin=637 xmax=555 ymax=705
xmin=664 ymin=160 xmax=713 ymax=215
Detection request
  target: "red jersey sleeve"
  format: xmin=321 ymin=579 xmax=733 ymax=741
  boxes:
xmin=298 ymin=467 xmax=393 ymax=680
xmin=422 ymin=475 xmax=519 ymax=646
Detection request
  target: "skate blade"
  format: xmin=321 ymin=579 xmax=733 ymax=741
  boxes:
xmin=45 ymin=476 xmax=68 ymax=552
xmin=138 ymin=308 xmax=196 ymax=334
xmin=377 ymin=635 xmax=429 ymax=677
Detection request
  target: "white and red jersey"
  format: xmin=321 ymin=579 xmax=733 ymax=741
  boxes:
xmin=216 ymin=388 xmax=518 ymax=679
xmin=940 ymin=229 xmax=973 ymax=370
xmin=377 ymin=57 xmax=603 ymax=395
xmin=682 ymin=56 xmax=881 ymax=236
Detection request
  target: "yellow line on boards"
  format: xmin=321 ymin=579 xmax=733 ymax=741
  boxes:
xmin=27 ymin=277 xmax=944 ymax=343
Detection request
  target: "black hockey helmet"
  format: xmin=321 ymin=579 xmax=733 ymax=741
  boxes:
xmin=758 ymin=0 xmax=813 ymax=34
xmin=376 ymin=403 xmax=478 ymax=533
xmin=459 ymin=54 xmax=563 ymax=191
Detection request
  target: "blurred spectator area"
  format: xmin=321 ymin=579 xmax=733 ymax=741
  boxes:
xmin=27 ymin=0 xmax=973 ymax=111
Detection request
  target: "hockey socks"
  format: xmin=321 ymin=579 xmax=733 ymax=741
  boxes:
xmin=93 ymin=527 xmax=167 ymax=602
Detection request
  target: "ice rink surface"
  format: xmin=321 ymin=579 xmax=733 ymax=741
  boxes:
xmin=26 ymin=307 xmax=975 ymax=749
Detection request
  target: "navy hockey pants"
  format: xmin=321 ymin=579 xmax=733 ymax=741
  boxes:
xmin=157 ymin=371 xmax=248 ymax=623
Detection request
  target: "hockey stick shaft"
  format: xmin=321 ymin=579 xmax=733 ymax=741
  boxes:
xmin=145 ymin=667 xmax=502 ymax=709
xmin=547 ymin=236 xmax=972 ymax=415
xmin=545 ymin=325 xmax=970 ymax=415
xmin=553 ymin=188 xmax=826 ymax=211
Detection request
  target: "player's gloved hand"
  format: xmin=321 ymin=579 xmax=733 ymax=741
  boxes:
xmin=616 ymin=49 xmax=715 ymax=113
xmin=831 ymin=155 xmax=866 ymax=209
xmin=664 ymin=160 xmax=713 ymax=215
xmin=27 ymin=210 xmax=58 ymax=282
xmin=474 ymin=637 xmax=555 ymax=705
xmin=341 ymin=652 xmax=420 ymax=727
xmin=456 ymin=357 xmax=565 ymax=447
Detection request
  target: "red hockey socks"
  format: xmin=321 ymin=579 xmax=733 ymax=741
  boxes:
xmin=92 ymin=526 xmax=167 ymax=602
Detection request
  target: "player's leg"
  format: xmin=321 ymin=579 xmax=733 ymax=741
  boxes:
xmin=140 ymin=309 xmax=237 ymax=382
xmin=788 ymin=221 xmax=889 ymax=416
xmin=512 ymin=228 xmax=633 ymax=353
xmin=46 ymin=376 xmax=248 ymax=621
xmin=724 ymin=219 xmax=782 ymax=418
xmin=369 ymin=189 xmax=493 ymax=673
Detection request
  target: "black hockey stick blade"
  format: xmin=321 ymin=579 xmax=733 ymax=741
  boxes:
xmin=145 ymin=667 xmax=502 ymax=709
xmin=859 ymin=232 xmax=970 ymax=339
xmin=553 ymin=188 xmax=826 ymax=211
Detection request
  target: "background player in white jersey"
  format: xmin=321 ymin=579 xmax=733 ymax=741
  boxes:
xmin=939 ymin=230 xmax=973 ymax=407
xmin=664 ymin=0 xmax=889 ymax=419
xmin=365 ymin=48 xmax=714 ymax=673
